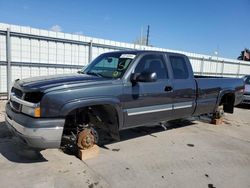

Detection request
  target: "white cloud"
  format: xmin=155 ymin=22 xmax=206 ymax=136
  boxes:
xmin=50 ymin=25 xmax=62 ymax=32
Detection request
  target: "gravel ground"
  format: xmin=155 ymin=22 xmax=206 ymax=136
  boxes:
xmin=0 ymin=100 xmax=250 ymax=188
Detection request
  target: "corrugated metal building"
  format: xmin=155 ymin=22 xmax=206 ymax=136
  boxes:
xmin=0 ymin=23 xmax=250 ymax=95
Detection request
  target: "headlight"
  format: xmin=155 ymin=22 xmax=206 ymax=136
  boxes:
xmin=22 ymin=105 xmax=41 ymax=117
xmin=21 ymin=92 xmax=43 ymax=117
xmin=24 ymin=92 xmax=44 ymax=103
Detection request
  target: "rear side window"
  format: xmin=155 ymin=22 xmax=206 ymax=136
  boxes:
xmin=169 ymin=56 xmax=189 ymax=79
xmin=134 ymin=54 xmax=168 ymax=79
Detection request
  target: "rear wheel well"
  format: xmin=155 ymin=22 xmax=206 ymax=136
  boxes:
xmin=219 ymin=93 xmax=235 ymax=113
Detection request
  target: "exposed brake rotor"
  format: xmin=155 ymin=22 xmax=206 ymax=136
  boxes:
xmin=77 ymin=128 xmax=98 ymax=150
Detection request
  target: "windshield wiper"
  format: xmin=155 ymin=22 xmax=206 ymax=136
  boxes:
xmin=86 ymin=72 xmax=103 ymax=78
xmin=77 ymin=70 xmax=84 ymax=74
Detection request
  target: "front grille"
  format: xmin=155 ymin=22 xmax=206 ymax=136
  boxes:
xmin=10 ymin=87 xmax=24 ymax=112
xmin=10 ymin=101 xmax=21 ymax=111
xmin=10 ymin=87 xmax=43 ymax=112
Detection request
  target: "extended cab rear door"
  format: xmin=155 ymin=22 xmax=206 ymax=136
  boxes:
xmin=167 ymin=54 xmax=196 ymax=119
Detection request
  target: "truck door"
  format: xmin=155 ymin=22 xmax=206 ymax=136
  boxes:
xmin=167 ymin=55 xmax=196 ymax=119
xmin=122 ymin=53 xmax=174 ymax=128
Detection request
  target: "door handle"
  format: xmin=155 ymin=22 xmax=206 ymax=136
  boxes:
xmin=165 ymin=86 xmax=173 ymax=92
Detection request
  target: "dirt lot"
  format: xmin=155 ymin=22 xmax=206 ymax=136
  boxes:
xmin=0 ymin=100 xmax=250 ymax=188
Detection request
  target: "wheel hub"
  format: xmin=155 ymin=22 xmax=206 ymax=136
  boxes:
xmin=77 ymin=128 xmax=98 ymax=149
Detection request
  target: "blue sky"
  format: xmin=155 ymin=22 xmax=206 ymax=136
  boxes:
xmin=0 ymin=0 xmax=249 ymax=59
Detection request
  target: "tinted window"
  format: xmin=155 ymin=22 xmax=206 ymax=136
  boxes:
xmin=134 ymin=54 xmax=168 ymax=79
xmin=169 ymin=56 xmax=189 ymax=79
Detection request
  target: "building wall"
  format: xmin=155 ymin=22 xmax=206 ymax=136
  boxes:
xmin=0 ymin=23 xmax=250 ymax=93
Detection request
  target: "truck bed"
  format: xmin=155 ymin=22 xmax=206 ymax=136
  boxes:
xmin=193 ymin=76 xmax=244 ymax=115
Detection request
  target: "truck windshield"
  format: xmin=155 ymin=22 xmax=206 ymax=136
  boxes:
xmin=81 ymin=52 xmax=136 ymax=79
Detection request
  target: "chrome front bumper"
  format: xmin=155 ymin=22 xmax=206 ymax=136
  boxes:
xmin=5 ymin=103 xmax=65 ymax=149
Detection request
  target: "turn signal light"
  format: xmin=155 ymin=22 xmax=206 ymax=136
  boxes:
xmin=34 ymin=107 xmax=41 ymax=117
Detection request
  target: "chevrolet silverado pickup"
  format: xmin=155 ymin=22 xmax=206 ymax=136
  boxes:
xmin=5 ymin=51 xmax=244 ymax=149
xmin=241 ymin=75 xmax=250 ymax=104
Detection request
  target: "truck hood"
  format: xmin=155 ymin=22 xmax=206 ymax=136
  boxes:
xmin=15 ymin=73 xmax=109 ymax=92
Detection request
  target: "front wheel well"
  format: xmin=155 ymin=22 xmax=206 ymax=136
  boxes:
xmin=62 ymin=104 xmax=120 ymax=147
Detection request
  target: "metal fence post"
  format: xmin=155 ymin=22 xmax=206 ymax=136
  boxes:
xmin=88 ymin=40 xmax=93 ymax=64
xmin=221 ymin=60 xmax=224 ymax=76
xmin=237 ymin=62 xmax=240 ymax=77
xmin=6 ymin=28 xmax=11 ymax=99
xmin=215 ymin=56 xmax=219 ymax=75
xmin=200 ymin=57 xmax=204 ymax=75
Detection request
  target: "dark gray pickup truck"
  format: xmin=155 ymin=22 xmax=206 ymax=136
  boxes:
xmin=5 ymin=51 xmax=244 ymax=149
xmin=241 ymin=75 xmax=250 ymax=104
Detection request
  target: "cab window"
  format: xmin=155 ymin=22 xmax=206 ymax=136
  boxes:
xmin=134 ymin=54 xmax=168 ymax=79
xmin=169 ymin=56 xmax=189 ymax=79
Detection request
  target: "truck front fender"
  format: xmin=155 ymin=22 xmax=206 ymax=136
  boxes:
xmin=60 ymin=97 xmax=124 ymax=130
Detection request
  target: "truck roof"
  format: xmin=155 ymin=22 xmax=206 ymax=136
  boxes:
xmin=105 ymin=50 xmax=186 ymax=57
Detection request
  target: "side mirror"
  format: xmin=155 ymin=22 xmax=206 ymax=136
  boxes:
xmin=131 ymin=72 xmax=157 ymax=83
